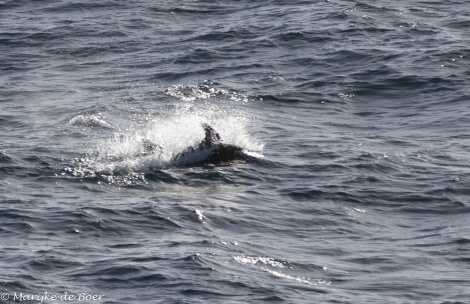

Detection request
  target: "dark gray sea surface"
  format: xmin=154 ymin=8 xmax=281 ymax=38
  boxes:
xmin=1 ymin=0 xmax=470 ymax=303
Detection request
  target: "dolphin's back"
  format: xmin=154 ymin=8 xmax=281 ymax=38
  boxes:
xmin=172 ymin=123 xmax=249 ymax=166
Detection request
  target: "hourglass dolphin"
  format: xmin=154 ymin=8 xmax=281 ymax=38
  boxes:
xmin=171 ymin=123 xmax=256 ymax=166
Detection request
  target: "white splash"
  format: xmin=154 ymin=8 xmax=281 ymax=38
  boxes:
xmin=70 ymin=114 xmax=113 ymax=129
xmin=68 ymin=104 xmax=264 ymax=178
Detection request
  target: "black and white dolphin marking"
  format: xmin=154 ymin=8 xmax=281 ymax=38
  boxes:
xmin=172 ymin=123 xmax=256 ymax=166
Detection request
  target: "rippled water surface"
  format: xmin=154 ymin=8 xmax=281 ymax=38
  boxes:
xmin=1 ymin=0 xmax=470 ymax=303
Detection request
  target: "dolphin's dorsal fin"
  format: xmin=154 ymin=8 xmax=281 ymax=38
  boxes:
xmin=201 ymin=123 xmax=222 ymax=147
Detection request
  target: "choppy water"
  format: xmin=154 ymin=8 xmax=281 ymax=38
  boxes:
xmin=1 ymin=1 xmax=470 ymax=303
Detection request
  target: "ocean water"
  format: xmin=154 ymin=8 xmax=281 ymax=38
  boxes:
xmin=1 ymin=0 xmax=470 ymax=303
